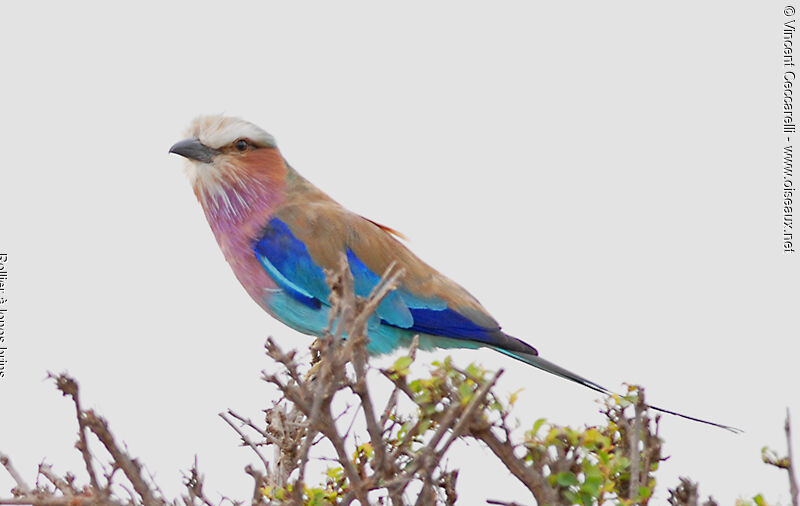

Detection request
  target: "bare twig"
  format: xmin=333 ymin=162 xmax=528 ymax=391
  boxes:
xmin=0 ymin=499 xmax=106 ymax=506
xmin=348 ymin=264 xmax=405 ymax=481
xmin=182 ymin=458 xmax=216 ymax=506
xmin=471 ymin=426 xmax=558 ymax=504
xmin=762 ymin=409 xmax=799 ymax=506
xmin=49 ymin=373 xmax=102 ymax=495
xmin=628 ymin=390 xmax=645 ymax=500
xmin=380 ymin=336 xmax=418 ymax=429
xmin=220 ymin=412 xmax=271 ymax=474
xmin=436 ymin=469 xmax=458 ymax=506
xmin=225 ymin=411 xmax=280 ymax=446
xmin=436 ymin=370 xmax=503 ymax=458
xmin=786 ymin=409 xmax=799 ymax=506
xmin=81 ymin=410 xmax=159 ymax=506
xmin=243 ymin=464 xmax=266 ymax=506
xmin=0 ymin=453 xmax=31 ymax=496
xmin=37 ymin=463 xmax=73 ymax=496
xmin=292 ymin=421 xmax=318 ymax=503
xmin=667 ymin=477 xmax=699 ymax=506
xmin=316 ymin=410 xmax=366 ymax=503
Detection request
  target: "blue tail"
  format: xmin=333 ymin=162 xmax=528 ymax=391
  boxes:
xmin=489 ymin=336 xmax=742 ymax=433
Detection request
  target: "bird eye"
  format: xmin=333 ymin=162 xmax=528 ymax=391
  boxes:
xmin=235 ymin=139 xmax=249 ymax=151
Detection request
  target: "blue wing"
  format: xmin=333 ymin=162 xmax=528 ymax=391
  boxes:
xmin=254 ymin=217 xmax=504 ymax=346
xmin=254 ymin=218 xmax=330 ymax=309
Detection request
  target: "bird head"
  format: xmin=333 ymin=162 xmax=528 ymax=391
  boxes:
xmin=170 ymin=115 xmax=287 ymax=221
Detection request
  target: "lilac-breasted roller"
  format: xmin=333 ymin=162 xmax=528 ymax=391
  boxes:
xmin=170 ymin=115 xmax=737 ymax=431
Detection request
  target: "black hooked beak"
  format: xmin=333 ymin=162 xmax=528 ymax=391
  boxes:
xmin=169 ymin=137 xmax=219 ymax=163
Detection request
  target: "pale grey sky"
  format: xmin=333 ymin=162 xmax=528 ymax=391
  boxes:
xmin=0 ymin=2 xmax=796 ymax=504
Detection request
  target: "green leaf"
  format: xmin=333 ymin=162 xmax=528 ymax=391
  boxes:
xmin=465 ymin=362 xmax=483 ymax=378
xmin=325 ymin=466 xmax=343 ymax=480
xmin=613 ymin=456 xmax=631 ymax=473
xmin=356 ymin=442 xmax=374 ymax=459
xmin=305 ymin=487 xmax=326 ymax=506
xmin=544 ymin=427 xmax=561 ymax=444
xmin=393 ymin=355 xmax=413 ymax=373
xmin=532 ymin=417 xmax=547 ymax=435
xmin=562 ymin=490 xmax=579 ymax=504
xmin=565 ymin=427 xmax=579 ymax=446
xmin=753 ymin=494 xmax=767 ymax=506
xmin=458 ymin=382 xmax=473 ymax=404
xmin=583 ymin=462 xmax=603 ymax=479
xmin=580 ymin=474 xmax=603 ymax=497
xmin=555 ymin=471 xmax=579 ymax=487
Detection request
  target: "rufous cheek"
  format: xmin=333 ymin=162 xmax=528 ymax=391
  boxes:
xmin=236 ymin=148 xmax=288 ymax=180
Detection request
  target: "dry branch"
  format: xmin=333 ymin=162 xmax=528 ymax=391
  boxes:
xmin=786 ymin=409 xmax=799 ymax=506
xmin=0 ymin=454 xmax=29 ymax=497
xmin=2 ymin=255 xmax=781 ymax=505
